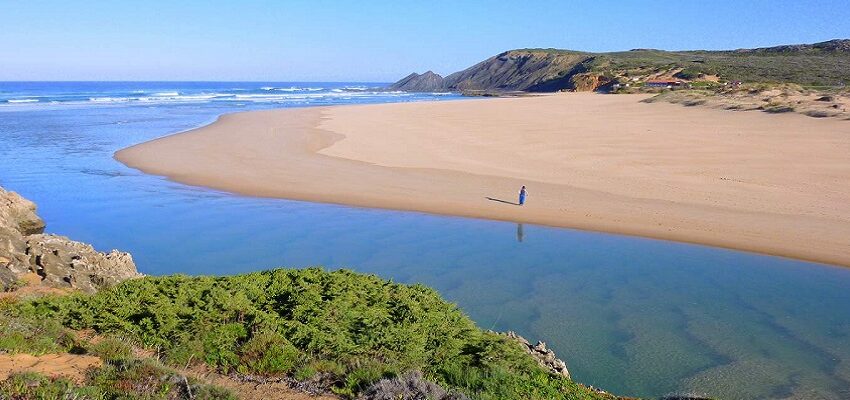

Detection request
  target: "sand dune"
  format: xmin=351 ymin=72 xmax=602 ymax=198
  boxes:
xmin=115 ymin=94 xmax=850 ymax=267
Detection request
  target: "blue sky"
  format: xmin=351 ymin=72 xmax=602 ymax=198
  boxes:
xmin=1 ymin=0 xmax=848 ymax=82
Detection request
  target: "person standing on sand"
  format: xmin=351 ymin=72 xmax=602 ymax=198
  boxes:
xmin=518 ymin=185 xmax=527 ymax=206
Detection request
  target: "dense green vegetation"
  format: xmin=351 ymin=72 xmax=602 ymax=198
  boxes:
xmin=1 ymin=268 xmax=616 ymax=399
xmin=590 ymin=48 xmax=850 ymax=86
xmin=516 ymin=40 xmax=850 ymax=87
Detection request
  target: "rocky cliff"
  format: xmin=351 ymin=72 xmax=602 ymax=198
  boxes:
xmin=391 ymin=50 xmax=598 ymax=93
xmin=0 ymin=186 xmax=140 ymax=293
xmin=390 ymin=39 xmax=850 ymax=93
xmin=388 ymin=71 xmax=447 ymax=92
xmin=444 ymin=50 xmax=595 ymax=93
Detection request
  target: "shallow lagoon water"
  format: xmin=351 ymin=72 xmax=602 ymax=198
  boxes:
xmin=1 ymin=82 xmax=849 ymax=399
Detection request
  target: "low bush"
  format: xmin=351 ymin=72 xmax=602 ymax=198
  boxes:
xmin=4 ymin=268 xmax=615 ymax=399
xmin=0 ymin=372 xmax=102 ymax=399
xmin=88 ymin=336 xmax=133 ymax=362
xmin=89 ymin=358 xmax=235 ymax=399
xmin=361 ymin=370 xmax=468 ymax=400
xmin=0 ymin=360 xmax=235 ymax=400
xmin=0 ymin=309 xmax=78 ymax=355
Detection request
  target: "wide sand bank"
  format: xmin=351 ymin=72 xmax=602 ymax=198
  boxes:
xmin=116 ymin=94 xmax=850 ymax=267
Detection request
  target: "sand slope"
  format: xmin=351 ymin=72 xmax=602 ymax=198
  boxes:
xmin=115 ymin=94 xmax=850 ymax=267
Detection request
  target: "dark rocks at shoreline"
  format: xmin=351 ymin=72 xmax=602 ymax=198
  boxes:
xmin=505 ymin=331 xmax=571 ymax=379
xmin=0 ymin=186 xmax=141 ymax=293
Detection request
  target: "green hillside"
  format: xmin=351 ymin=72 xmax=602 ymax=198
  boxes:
xmin=392 ymin=39 xmax=850 ymax=93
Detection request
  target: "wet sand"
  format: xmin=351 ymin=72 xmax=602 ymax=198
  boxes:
xmin=115 ymin=93 xmax=850 ymax=267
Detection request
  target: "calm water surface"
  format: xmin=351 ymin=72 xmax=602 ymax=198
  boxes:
xmin=1 ymin=82 xmax=849 ymax=399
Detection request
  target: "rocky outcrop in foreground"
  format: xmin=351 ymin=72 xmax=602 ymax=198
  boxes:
xmin=1 ymin=190 xmax=45 ymax=236
xmin=0 ymin=186 xmax=140 ymax=293
xmin=506 ymin=331 xmax=571 ymax=379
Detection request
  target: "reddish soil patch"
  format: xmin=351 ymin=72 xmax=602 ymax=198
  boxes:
xmin=0 ymin=273 xmax=69 ymax=300
xmin=0 ymin=353 xmax=102 ymax=383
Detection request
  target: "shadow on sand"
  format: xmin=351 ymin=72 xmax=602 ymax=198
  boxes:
xmin=486 ymin=197 xmax=520 ymax=206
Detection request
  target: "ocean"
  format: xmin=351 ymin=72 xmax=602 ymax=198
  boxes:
xmin=1 ymin=81 xmax=849 ymax=399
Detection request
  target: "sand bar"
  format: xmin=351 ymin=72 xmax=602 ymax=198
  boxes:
xmin=116 ymin=94 xmax=850 ymax=267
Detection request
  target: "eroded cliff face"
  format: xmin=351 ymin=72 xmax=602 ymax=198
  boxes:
xmin=390 ymin=50 xmax=603 ymax=93
xmin=444 ymin=50 xmax=593 ymax=93
xmin=0 ymin=186 xmax=141 ymax=293
xmin=569 ymin=72 xmax=613 ymax=92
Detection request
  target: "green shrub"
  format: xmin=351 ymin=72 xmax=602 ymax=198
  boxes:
xmin=201 ymin=322 xmax=247 ymax=372
xmin=0 ymin=372 xmax=103 ymax=399
xmin=88 ymin=336 xmax=133 ymax=361
xmin=0 ymin=309 xmax=78 ymax=355
xmin=239 ymin=331 xmax=302 ymax=374
xmin=339 ymin=359 xmax=397 ymax=396
xmin=311 ymin=358 xmax=346 ymax=376
xmin=162 ymin=335 xmax=205 ymax=367
xmin=295 ymin=364 xmax=319 ymax=381
xmin=88 ymin=358 xmax=235 ymax=399
xmin=4 ymin=268 xmax=615 ymax=399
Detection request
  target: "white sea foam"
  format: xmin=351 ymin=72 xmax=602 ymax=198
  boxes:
xmin=1 ymin=86 xmax=451 ymax=108
xmin=262 ymin=87 xmax=325 ymax=92
xmin=234 ymin=94 xmax=270 ymax=99
xmin=233 ymin=94 xmax=293 ymax=99
xmin=89 ymin=97 xmax=132 ymax=102
xmin=143 ymin=94 xmax=219 ymax=101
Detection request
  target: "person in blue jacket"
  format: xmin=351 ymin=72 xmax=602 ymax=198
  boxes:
xmin=518 ymin=185 xmax=527 ymax=206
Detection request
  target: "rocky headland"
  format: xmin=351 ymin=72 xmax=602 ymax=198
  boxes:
xmin=388 ymin=71 xmax=446 ymax=92
xmin=390 ymin=39 xmax=850 ymax=111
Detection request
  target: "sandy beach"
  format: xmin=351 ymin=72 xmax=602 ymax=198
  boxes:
xmin=115 ymin=94 xmax=850 ymax=267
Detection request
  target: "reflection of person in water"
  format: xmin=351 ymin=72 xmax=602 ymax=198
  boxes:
xmin=516 ymin=223 xmax=524 ymax=242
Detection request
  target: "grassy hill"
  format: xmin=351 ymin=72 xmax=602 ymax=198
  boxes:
xmin=392 ymin=39 xmax=850 ymax=93
xmin=588 ymin=40 xmax=850 ymax=87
